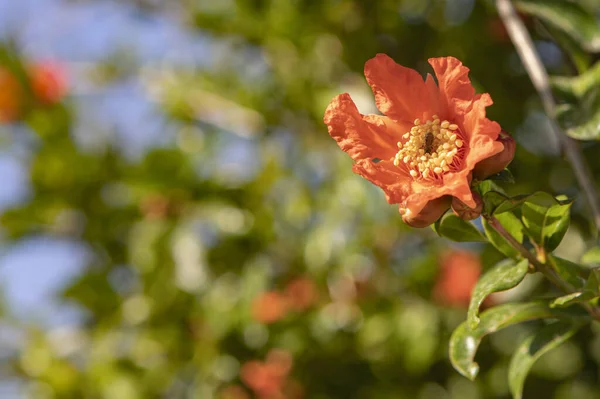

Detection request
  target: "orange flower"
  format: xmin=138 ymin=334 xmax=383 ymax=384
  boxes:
xmin=29 ymin=61 xmax=67 ymax=105
xmin=433 ymin=250 xmax=482 ymax=308
xmin=324 ymin=54 xmax=513 ymax=227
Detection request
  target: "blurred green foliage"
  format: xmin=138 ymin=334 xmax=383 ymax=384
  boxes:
xmin=2 ymin=0 xmax=600 ymax=398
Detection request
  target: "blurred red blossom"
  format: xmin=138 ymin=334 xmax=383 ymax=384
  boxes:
xmin=29 ymin=60 xmax=68 ymax=105
xmin=0 ymin=68 xmax=22 ymax=122
xmin=241 ymin=349 xmax=301 ymax=399
xmin=251 ymin=291 xmax=289 ymax=324
xmin=433 ymin=249 xmax=482 ymax=308
xmin=284 ymin=277 xmax=318 ymax=311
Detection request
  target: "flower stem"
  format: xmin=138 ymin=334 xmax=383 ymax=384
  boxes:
xmin=495 ymin=0 xmax=600 ymax=232
xmin=484 ymin=214 xmax=600 ymax=321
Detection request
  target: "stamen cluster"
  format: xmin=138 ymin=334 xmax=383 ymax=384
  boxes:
xmin=394 ymin=115 xmax=465 ymax=180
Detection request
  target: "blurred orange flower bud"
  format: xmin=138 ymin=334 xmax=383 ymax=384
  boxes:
xmin=241 ymin=361 xmax=282 ymax=398
xmin=265 ymin=349 xmax=293 ymax=377
xmin=251 ymin=291 xmax=289 ymax=324
xmin=219 ymin=385 xmax=251 ymax=399
xmin=241 ymin=350 xmax=294 ymax=399
xmin=451 ymin=191 xmax=483 ymax=221
xmin=401 ymin=195 xmax=451 ymax=228
xmin=140 ymin=194 xmax=170 ymax=220
xmin=30 ymin=61 xmax=67 ymax=105
xmin=284 ymin=277 xmax=318 ymax=311
xmin=0 ymin=68 xmax=22 ymax=122
xmin=434 ymin=250 xmax=481 ymax=308
xmin=473 ymin=129 xmax=515 ymax=180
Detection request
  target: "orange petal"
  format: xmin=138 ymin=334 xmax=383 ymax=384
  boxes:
xmin=462 ymin=94 xmax=503 ymax=170
xmin=424 ymin=73 xmax=442 ymax=120
xmin=402 ymin=195 xmax=451 ymax=228
xmin=324 ymin=93 xmax=408 ymax=162
xmin=365 ymin=54 xmax=431 ymax=122
xmin=353 ymin=159 xmax=412 ymax=204
xmin=428 ymin=57 xmax=476 ymax=120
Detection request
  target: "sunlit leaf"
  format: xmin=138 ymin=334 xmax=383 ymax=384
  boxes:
xmin=550 ymin=62 xmax=600 ymax=100
xmin=581 ymin=247 xmax=600 ymax=266
xmin=550 ymin=291 xmax=598 ymax=308
xmin=467 ymin=259 xmax=529 ymax=329
xmin=508 ymin=321 xmax=583 ymax=399
xmin=521 ymin=193 xmax=572 ymax=251
xmin=450 ymin=302 xmax=587 ymax=380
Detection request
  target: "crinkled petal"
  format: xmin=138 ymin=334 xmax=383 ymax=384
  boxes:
xmin=365 ymin=54 xmax=431 ymax=122
xmin=400 ymin=167 xmax=474 ymax=215
xmin=429 ymin=57 xmax=476 ymax=120
xmin=353 ymin=159 xmax=412 ymax=204
xmin=424 ymin=73 xmax=442 ymax=120
xmin=324 ymin=93 xmax=409 ymax=162
xmin=462 ymin=93 xmax=503 ymax=169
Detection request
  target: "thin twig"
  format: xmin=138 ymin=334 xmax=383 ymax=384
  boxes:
xmin=485 ymin=214 xmax=600 ymax=321
xmin=496 ymin=0 xmax=600 ymax=232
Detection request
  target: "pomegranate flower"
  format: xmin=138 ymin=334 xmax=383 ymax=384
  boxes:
xmin=324 ymin=54 xmax=514 ymax=227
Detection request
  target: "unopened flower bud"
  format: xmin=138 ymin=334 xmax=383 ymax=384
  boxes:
xmin=401 ymin=195 xmax=451 ymax=228
xmin=473 ymin=129 xmax=516 ymax=180
xmin=452 ymin=191 xmax=483 ymax=220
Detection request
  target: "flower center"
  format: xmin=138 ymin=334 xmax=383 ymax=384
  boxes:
xmin=393 ymin=115 xmax=466 ymax=180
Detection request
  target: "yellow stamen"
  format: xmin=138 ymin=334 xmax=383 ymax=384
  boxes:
xmin=394 ymin=115 xmax=466 ymax=180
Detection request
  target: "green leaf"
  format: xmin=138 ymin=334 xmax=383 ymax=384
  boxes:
xmin=550 ymin=291 xmax=597 ymax=308
xmin=581 ymin=247 xmax=600 ymax=266
xmin=482 ymin=191 xmax=532 ymax=215
xmin=550 ymin=62 xmax=600 ymax=100
xmin=508 ymin=321 xmax=583 ymax=399
xmin=449 ymin=301 xmax=587 ymax=380
xmin=548 ymin=255 xmax=587 ymax=290
xmin=521 ymin=192 xmax=572 ymax=251
xmin=585 ymin=268 xmax=600 ymax=292
xmin=485 ymin=169 xmax=515 ymax=184
xmin=544 ymin=23 xmax=592 ymax=75
xmin=433 ymin=213 xmax=487 ymax=243
xmin=468 ymin=259 xmax=529 ymax=329
xmin=516 ymin=0 xmax=600 ymax=52
xmin=476 ymin=180 xmax=505 ymax=196
xmin=483 ymin=212 xmax=524 ymax=259
xmin=565 ymin=103 xmax=600 ymax=140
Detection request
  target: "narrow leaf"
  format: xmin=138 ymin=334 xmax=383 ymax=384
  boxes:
xmin=450 ymin=302 xmax=587 ymax=380
xmin=508 ymin=321 xmax=583 ymax=399
xmin=468 ymin=259 xmax=529 ymax=329
xmin=550 ymin=291 xmax=598 ymax=308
